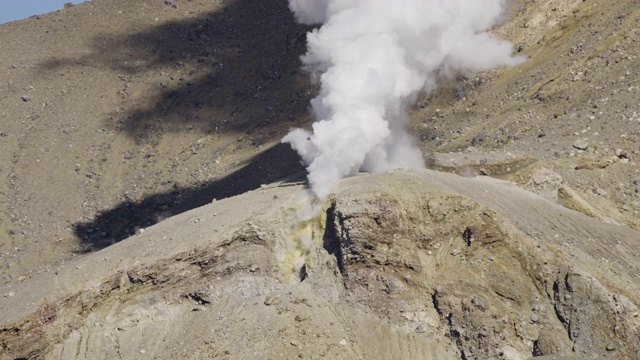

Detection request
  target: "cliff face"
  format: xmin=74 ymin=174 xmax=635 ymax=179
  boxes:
xmin=1 ymin=0 xmax=640 ymax=359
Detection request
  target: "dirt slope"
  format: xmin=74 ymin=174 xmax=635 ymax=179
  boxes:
xmin=0 ymin=0 xmax=311 ymax=279
xmin=416 ymin=0 xmax=640 ymax=228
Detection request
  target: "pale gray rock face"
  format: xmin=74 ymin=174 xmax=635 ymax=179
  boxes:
xmin=1 ymin=169 xmax=639 ymax=359
xmin=573 ymin=139 xmax=590 ymax=151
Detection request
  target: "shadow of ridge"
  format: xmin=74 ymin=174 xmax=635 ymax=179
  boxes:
xmin=73 ymin=143 xmax=306 ymax=251
xmin=38 ymin=0 xmax=312 ymax=142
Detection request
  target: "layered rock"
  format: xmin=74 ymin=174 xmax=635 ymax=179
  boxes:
xmin=2 ymin=169 xmax=638 ymax=359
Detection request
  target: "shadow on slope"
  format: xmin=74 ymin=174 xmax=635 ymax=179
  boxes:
xmin=39 ymin=0 xmax=313 ymax=142
xmin=73 ymin=143 xmax=306 ymax=251
xmin=36 ymin=0 xmax=315 ymax=250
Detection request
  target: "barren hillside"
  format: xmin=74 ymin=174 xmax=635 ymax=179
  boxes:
xmin=0 ymin=0 xmax=312 ymax=276
xmin=1 ymin=0 xmax=639 ymax=359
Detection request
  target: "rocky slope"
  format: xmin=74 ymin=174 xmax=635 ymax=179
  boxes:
xmin=2 ymin=169 xmax=639 ymax=359
xmin=1 ymin=0 xmax=640 ymax=359
xmin=416 ymin=0 xmax=640 ymax=229
xmin=0 ymin=0 xmax=316 ymax=279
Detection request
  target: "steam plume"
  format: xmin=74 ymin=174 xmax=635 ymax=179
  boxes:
xmin=284 ymin=0 xmax=525 ymax=198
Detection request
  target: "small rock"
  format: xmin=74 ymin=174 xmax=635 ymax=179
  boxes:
xmin=339 ymin=339 xmax=348 ymax=346
xmin=415 ymin=323 xmax=427 ymax=333
xmin=573 ymin=138 xmax=589 ymax=150
xmin=530 ymin=313 xmax=539 ymax=323
xmin=139 ymin=349 xmax=146 ymax=354
xmin=450 ymin=249 xmax=461 ymax=256
xmin=472 ymin=295 xmax=486 ymax=309
xmin=593 ymin=187 xmax=608 ymax=197
xmin=264 ymin=295 xmax=280 ymax=306
xmin=615 ymin=148 xmax=629 ymax=160
xmin=606 ymin=343 xmax=616 ymax=351
xmin=21 ymin=96 xmax=31 ymax=102
xmin=472 ymin=133 xmax=486 ymax=146
xmin=290 ymin=340 xmax=299 ymax=347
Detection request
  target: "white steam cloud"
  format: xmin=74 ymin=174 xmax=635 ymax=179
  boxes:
xmin=284 ymin=0 xmax=525 ymax=198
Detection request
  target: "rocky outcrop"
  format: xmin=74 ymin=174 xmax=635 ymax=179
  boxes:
xmin=325 ymin=170 xmax=640 ymax=359
xmin=2 ymin=169 xmax=638 ymax=359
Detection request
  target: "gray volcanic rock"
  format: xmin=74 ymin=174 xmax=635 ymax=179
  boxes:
xmin=1 ymin=169 xmax=638 ymax=359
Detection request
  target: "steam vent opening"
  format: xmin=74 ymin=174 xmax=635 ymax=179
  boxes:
xmin=322 ymin=203 xmax=345 ymax=275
